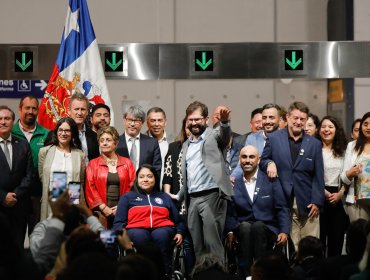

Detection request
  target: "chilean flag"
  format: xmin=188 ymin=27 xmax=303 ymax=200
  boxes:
xmin=38 ymin=0 xmax=113 ymax=130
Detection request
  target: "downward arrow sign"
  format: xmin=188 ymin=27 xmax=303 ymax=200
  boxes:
xmin=285 ymin=51 xmax=302 ymax=70
xmin=16 ymin=53 xmax=32 ymax=71
xmin=196 ymin=52 xmax=213 ymax=70
xmin=106 ymin=53 xmax=123 ymax=71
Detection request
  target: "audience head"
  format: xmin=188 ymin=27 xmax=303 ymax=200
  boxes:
xmin=146 ymin=107 xmax=167 ymax=140
xmin=0 ymin=105 xmax=15 ymax=139
xmin=68 ymin=93 xmax=89 ymax=130
xmin=262 ymin=103 xmax=281 ymax=133
xmin=186 ymin=101 xmax=209 ymax=137
xmin=18 ymin=95 xmax=39 ymax=127
xmin=287 ymin=102 xmax=309 ymax=137
xmin=50 ymin=117 xmax=81 ymax=149
xmin=191 ymin=253 xmax=226 ymax=277
xmin=354 ymin=112 xmax=370 ymax=155
xmin=304 ymin=113 xmax=320 ymax=137
xmin=250 ymin=108 xmax=263 ymax=133
xmin=123 ymin=105 xmax=145 ymax=138
xmin=133 ymin=164 xmax=160 ymax=193
xmin=346 ymin=218 xmax=369 ymax=261
xmin=57 ymin=253 xmax=116 ymax=280
xmin=251 ymin=252 xmax=292 ymax=280
xmin=90 ymin=104 xmax=111 ymax=132
xmin=116 ymin=253 xmax=159 ymax=280
xmin=296 ymin=236 xmax=324 ymax=263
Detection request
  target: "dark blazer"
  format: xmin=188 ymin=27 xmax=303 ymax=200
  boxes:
xmin=259 ymin=128 xmax=325 ymax=216
xmin=116 ymin=133 xmax=162 ymax=177
xmin=0 ymin=136 xmax=34 ymax=203
xmin=225 ymin=170 xmax=290 ymax=235
xmin=85 ymin=127 xmax=100 ymax=161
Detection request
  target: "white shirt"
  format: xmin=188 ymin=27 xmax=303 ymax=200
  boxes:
xmin=49 ymin=148 xmax=73 ymax=190
xmin=149 ymin=131 xmax=169 ymax=187
xmin=244 ymin=169 xmax=258 ymax=202
xmin=79 ymin=124 xmax=89 ymax=165
xmin=0 ymin=135 xmax=12 ymax=167
xmin=322 ymin=149 xmax=344 ymax=187
xmin=19 ymin=121 xmax=36 ymax=142
xmin=125 ymin=131 xmax=140 ymax=170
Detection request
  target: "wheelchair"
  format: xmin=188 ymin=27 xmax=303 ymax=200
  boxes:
xmin=171 ymin=244 xmax=186 ymax=280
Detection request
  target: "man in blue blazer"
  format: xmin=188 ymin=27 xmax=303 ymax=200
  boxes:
xmin=225 ymin=145 xmax=290 ymax=277
xmin=116 ymin=105 xmax=162 ymax=177
xmin=0 ymin=106 xmax=34 ymax=250
xmin=259 ymin=101 xmax=324 ymax=250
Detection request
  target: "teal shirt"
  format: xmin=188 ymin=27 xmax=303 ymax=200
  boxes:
xmin=12 ymin=120 xmax=49 ymax=169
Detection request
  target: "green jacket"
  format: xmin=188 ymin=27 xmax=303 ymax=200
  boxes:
xmin=12 ymin=120 xmax=49 ymax=169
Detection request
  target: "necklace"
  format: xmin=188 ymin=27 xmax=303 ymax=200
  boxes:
xmin=103 ymin=155 xmax=117 ymax=166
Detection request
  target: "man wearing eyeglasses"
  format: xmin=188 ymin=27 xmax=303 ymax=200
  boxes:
xmin=116 ymin=105 xmax=162 ymax=177
xmin=178 ymin=101 xmax=232 ymax=262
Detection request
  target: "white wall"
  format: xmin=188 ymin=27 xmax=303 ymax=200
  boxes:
xmin=0 ymin=0 xmax=329 ymax=135
xmin=354 ymin=0 xmax=370 ymax=119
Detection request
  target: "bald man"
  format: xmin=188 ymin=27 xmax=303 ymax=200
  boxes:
xmin=225 ymin=145 xmax=290 ymax=277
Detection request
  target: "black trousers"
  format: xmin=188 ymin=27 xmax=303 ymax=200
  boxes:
xmin=320 ymin=187 xmax=349 ymax=257
xmin=236 ymin=221 xmax=276 ymax=276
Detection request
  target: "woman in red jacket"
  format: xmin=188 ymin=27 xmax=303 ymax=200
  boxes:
xmin=85 ymin=126 xmax=135 ymax=228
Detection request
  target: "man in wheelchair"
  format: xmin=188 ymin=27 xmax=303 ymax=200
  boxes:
xmin=225 ymin=145 xmax=291 ymax=277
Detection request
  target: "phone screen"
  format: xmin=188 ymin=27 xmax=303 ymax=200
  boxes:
xmin=68 ymin=182 xmax=81 ymax=204
xmin=51 ymin=172 xmax=67 ymax=202
xmin=100 ymin=230 xmax=118 ymax=245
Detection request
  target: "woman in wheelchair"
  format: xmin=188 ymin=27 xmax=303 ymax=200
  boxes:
xmin=113 ymin=164 xmax=184 ymax=275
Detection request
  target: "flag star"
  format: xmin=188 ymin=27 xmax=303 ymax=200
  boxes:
xmin=63 ymin=7 xmax=80 ymax=40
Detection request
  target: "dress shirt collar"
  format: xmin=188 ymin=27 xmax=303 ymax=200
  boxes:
xmin=0 ymin=135 xmax=12 ymax=142
xmin=125 ymin=131 xmax=140 ymax=141
xmin=19 ymin=120 xmax=36 ymax=134
xmin=148 ymin=131 xmax=167 ymax=143
xmin=243 ymin=169 xmax=258 ymax=184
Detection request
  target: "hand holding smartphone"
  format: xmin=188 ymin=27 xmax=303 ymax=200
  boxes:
xmin=68 ymin=182 xmax=81 ymax=204
xmin=51 ymin=172 xmax=67 ymax=202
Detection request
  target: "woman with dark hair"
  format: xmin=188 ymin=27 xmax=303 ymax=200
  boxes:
xmin=341 ymin=112 xmax=370 ymax=221
xmin=304 ymin=113 xmax=320 ymax=137
xmin=85 ymin=126 xmax=135 ymax=229
xmin=317 ymin=116 xmax=348 ymax=256
xmin=113 ymin=164 xmax=184 ymax=276
xmin=39 ymin=117 xmax=85 ymax=221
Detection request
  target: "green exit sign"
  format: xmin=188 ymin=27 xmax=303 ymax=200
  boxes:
xmin=15 ymin=52 xmax=33 ymax=72
xmin=105 ymin=51 xmax=123 ymax=72
xmin=285 ymin=50 xmax=303 ymax=70
xmin=195 ymin=51 xmax=213 ymax=71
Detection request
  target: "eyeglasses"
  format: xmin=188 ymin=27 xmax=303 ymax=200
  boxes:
xmin=57 ymin=129 xmax=71 ymax=134
xmin=125 ymin=118 xmax=142 ymax=125
xmin=187 ymin=117 xmax=204 ymax=124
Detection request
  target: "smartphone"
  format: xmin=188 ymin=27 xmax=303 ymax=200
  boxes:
xmin=100 ymin=230 xmax=118 ymax=245
xmin=51 ymin=171 xmax=67 ymax=202
xmin=68 ymin=182 xmax=81 ymax=204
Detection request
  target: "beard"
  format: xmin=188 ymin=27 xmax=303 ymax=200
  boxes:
xmin=24 ymin=114 xmax=37 ymax=125
xmin=188 ymin=123 xmax=207 ymax=136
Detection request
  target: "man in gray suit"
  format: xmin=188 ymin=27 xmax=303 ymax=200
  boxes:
xmin=181 ymin=101 xmax=232 ymax=261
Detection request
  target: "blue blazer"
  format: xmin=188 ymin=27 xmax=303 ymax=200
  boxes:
xmin=225 ymin=170 xmax=290 ymax=235
xmin=116 ymin=133 xmax=162 ymax=177
xmin=259 ymin=128 xmax=324 ymax=216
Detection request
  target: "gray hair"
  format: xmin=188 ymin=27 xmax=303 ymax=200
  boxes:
xmin=69 ymin=92 xmax=89 ymax=110
xmin=191 ymin=253 xmax=226 ymax=277
xmin=123 ymin=105 xmax=146 ymax=122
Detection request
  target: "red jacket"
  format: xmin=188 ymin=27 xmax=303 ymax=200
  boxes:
xmin=85 ymin=155 xmax=136 ymax=209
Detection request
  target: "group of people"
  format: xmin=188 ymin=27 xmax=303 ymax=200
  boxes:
xmin=1 ymin=93 xmax=370 ymax=280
